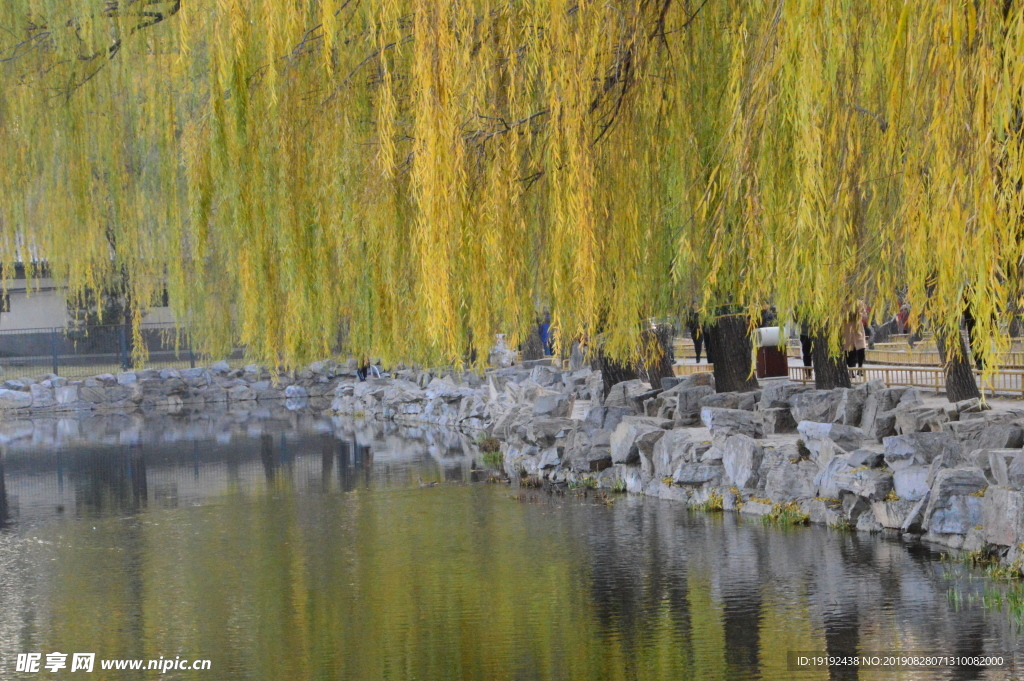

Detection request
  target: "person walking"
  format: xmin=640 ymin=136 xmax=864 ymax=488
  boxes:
xmin=799 ymin=321 xmax=813 ymax=380
xmin=686 ymin=310 xmax=704 ymax=363
xmin=842 ymin=305 xmax=868 ymax=374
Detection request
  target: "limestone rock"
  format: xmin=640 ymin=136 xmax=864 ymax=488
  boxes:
xmin=700 ymin=407 xmax=763 ymax=439
xmin=1008 ymin=451 xmax=1024 ymax=489
xmin=764 ymin=461 xmax=819 ymax=501
xmin=815 ymin=456 xmax=855 ymax=499
xmin=673 ymin=461 xmax=724 ymax=486
xmin=836 ymin=467 xmax=894 ymax=501
xmin=721 ymin=434 xmax=763 ymax=489
xmin=761 ymin=407 xmax=798 ymax=435
xmin=922 ymin=467 xmax=988 ymax=535
xmin=604 ymin=379 xmax=652 ymax=411
xmin=797 ymin=421 xmax=864 ymax=453
xmin=283 ymin=385 xmax=308 ymax=399
xmin=982 ymin=487 xmax=1024 ymax=547
xmin=791 ymin=390 xmax=841 ymax=423
xmin=833 ymin=387 xmax=867 ymax=426
xmin=29 ymin=383 xmax=56 ymax=408
xmin=610 ymin=419 xmax=666 ymax=465
xmin=674 ymin=385 xmax=715 ymax=426
xmin=846 ymin=448 xmax=885 ymax=469
xmin=893 ymin=466 xmax=930 ymax=501
xmin=55 ymin=385 xmax=80 ymax=406
xmin=871 ymin=498 xmax=921 ymax=530
xmin=759 ymin=380 xmax=811 ymax=409
xmin=0 ymin=388 xmax=35 ymax=410
xmin=894 ymin=406 xmax=949 ymax=434
xmin=699 ymin=391 xmax=757 ymax=411
xmin=883 ymin=432 xmax=963 ymax=470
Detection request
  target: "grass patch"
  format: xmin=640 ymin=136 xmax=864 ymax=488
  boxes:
xmin=519 ymin=473 xmax=543 ymax=488
xmin=475 ymin=434 xmax=501 ymax=453
xmin=762 ymin=501 xmax=810 ymax=526
xmin=695 ymin=490 xmax=724 ymax=513
xmin=609 ymin=478 xmax=627 ymax=493
xmin=569 ymin=476 xmax=598 ymax=490
xmin=480 ymin=449 xmax=504 ymax=469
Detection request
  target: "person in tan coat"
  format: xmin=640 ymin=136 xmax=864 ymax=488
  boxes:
xmin=842 ymin=305 xmax=868 ymax=369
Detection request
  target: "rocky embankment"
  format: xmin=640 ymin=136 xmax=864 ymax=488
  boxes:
xmin=332 ymin=359 xmax=1024 ymax=575
xmin=2 ymin=357 xmax=1023 ymax=573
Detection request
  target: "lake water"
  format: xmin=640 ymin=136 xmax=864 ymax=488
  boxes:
xmin=0 ymin=410 xmax=1022 ymax=680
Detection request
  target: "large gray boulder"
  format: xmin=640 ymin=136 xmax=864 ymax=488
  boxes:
xmin=29 ymin=384 xmax=56 ymax=408
xmin=815 ymin=456 xmax=855 ymax=499
xmin=836 ymin=467 xmax=894 ymax=501
xmin=882 ymin=432 xmax=963 ymax=470
xmin=650 ymin=429 xmax=711 ymax=478
xmin=982 ymin=487 xmax=1024 ymax=547
xmin=859 ymin=387 xmax=905 ymax=439
xmin=673 ymin=461 xmax=724 ymax=486
xmin=833 ymin=387 xmax=867 ymax=426
xmin=604 ymin=379 xmax=652 ymax=411
xmin=525 ymin=418 xmax=575 ymax=447
xmin=893 ymin=466 xmax=931 ymax=501
xmin=871 ymin=498 xmax=922 ymax=530
xmin=721 ymin=434 xmax=763 ymax=489
xmin=764 ymin=461 xmax=819 ymax=501
xmin=533 ymin=392 xmax=573 ymax=418
xmin=894 ymin=406 xmax=949 ymax=434
xmin=0 ymin=388 xmax=35 ymax=410
xmin=1009 ymin=452 xmax=1024 ymax=489
xmin=55 ymin=385 xmax=80 ymax=406
xmin=797 ymin=421 xmax=864 ymax=452
xmin=759 ymin=380 xmax=811 ymax=409
xmin=922 ymin=467 xmax=988 ymax=535
xmin=700 ymin=407 xmax=763 ymax=439
xmin=942 ymin=418 xmax=1024 ymax=452
xmin=610 ymin=419 xmax=666 ymax=465
xmin=791 ymin=390 xmax=841 ymax=423
xmin=762 ymin=408 xmax=798 ymax=435
xmin=699 ymin=392 xmax=757 ymax=411
xmin=674 ymin=385 xmax=715 ymax=426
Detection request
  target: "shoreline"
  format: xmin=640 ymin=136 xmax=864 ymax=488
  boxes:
xmin=1 ymin=357 xmax=1022 ymax=577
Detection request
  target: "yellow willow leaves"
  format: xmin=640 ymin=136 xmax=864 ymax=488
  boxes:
xmin=2 ymin=0 xmax=1024 ymax=370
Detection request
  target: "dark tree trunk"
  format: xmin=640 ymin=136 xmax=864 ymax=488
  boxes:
xmin=520 ymin=326 xmax=545 ymax=361
xmin=811 ymin=332 xmax=852 ymax=389
xmin=639 ymin=324 xmax=676 ymax=388
xmin=936 ymin=329 xmax=981 ymax=403
xmin=593 ymin=350 xmax=640 ymax=399
xmin=706 ymin=313 xmax=759 ymax=393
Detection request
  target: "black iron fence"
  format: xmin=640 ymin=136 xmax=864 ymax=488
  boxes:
xmin=0 ymin=323 xmax=245 ymax=379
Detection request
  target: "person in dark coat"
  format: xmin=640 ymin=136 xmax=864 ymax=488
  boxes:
xmin=686 ymin=310 xmax=704 ymax=363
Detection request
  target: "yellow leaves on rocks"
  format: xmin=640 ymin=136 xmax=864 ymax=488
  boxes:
xmin=1 ymin=1 xmax=1024 ymax=369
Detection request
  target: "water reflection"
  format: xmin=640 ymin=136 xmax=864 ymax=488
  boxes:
xmin=0 ymin=410 xmax=1022 ymax=680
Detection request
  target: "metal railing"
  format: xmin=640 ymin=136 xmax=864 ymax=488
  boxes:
xmin=673 ymin=361 xmax=1024 ymax=397
xmin=0 ymin=323 xmax=245 ymax=379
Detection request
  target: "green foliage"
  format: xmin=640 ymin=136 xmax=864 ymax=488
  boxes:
xmin=479 ymin=450 xmax=504 ymax=471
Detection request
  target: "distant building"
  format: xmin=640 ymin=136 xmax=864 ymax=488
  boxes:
xmin=0 ymin=264 xmax=175 ymax=331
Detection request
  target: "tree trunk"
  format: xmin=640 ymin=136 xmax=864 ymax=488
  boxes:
xmin=639 ymin=324 xmax=676 ymax=389
xmin=593 ymin=351 xmax=640 ymax=399
xmin=811 ymin=332 xmax=852 ymax=390
xmin=936 ymin=328 xmax=981 ymax=403
xmin=520 ymin=326 xmax=545 ymax=361
xmin=706 ymin=313 xmax=759 ymax=393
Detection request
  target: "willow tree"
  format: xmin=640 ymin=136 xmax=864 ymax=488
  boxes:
xmin=2 ymin=0 xmax=1024 ymax=396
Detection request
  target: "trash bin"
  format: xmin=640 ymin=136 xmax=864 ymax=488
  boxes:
xmin=755 ymin=327 xmax=789 ymax=378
